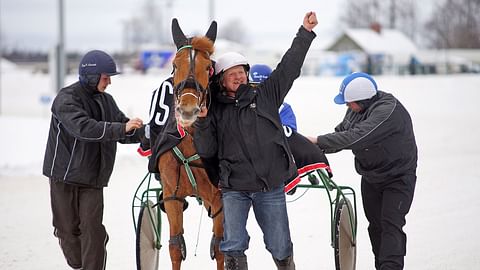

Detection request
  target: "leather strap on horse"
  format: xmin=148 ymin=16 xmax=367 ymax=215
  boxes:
xmin=172 ymin=146 xmax=203 ymax=204
xmin=207 ymin=205 xmax=223 ymax=219
xmin=172 ymin=146 xmax=200 ymax=190
xmin=173 ymin=45 xmax=209 ymax=108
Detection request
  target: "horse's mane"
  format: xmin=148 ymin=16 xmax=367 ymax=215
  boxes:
xmin=191 ymin=36 xmax=214 ymax=55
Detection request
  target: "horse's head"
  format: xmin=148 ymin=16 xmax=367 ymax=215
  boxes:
xmin=171 ymin=18 xmax=216 ymax=127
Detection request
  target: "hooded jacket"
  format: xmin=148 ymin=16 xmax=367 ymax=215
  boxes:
xmin=316 ymin=91 xmax=417 ymax=183
xmin=194 ymin=26 xmax=316 ymax=192
xmin=43 ymin=81 xmax=144 ymax=188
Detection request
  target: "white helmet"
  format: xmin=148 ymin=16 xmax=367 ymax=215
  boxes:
xmin=214 ymin=52 xmax=249 ymax=75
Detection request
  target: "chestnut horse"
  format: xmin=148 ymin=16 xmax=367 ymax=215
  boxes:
xmin=157 ymin=18 xmax=224 ymax=270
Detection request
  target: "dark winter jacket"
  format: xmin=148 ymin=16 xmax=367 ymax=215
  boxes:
xmin=194 ymin=26 xmax=316 ymax=192
xmin=43 ymin=81 xmax=144 ymax=188
xmin=316 ymin=91 xmax=417 ymax=183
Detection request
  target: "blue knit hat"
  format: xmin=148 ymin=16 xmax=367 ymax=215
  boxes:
xmin=78 ymin=50 xmax=120 ymax=76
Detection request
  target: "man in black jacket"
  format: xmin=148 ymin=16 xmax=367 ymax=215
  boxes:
xmin=194 ymin=12 xmax=318 ymax=270
xmin=308 ymin=72 xmax=417 ymax=270
xmin=43 ymin=50 xmax=145 ymax=270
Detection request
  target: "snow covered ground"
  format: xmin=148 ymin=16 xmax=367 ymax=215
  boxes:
xmin=1 ymin=67 xmax=480 ymax=269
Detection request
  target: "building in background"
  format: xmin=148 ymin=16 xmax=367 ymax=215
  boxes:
xmin=325 ymin=23 xmax=418 ymax=75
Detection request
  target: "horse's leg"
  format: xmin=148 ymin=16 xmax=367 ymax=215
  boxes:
xmin=164 ymin=200 xmax=186 ymax=270
xmin=210 ymin=189 xmax=225 ymax=270
xmin=199 ymin=180 xmax=225 ymax=270
xmin=160 ymin=153 xmax=188 ymax=270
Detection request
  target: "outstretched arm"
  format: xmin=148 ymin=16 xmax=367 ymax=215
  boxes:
xmin=261 ymin=12 xmax=318 ymax=107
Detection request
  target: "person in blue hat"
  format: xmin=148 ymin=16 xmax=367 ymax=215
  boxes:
xmin=308 ymin=72 xmax=417 ymax=270
xmin=250 ymin=64 xmax=332 ymax=193
xmin=43 ymin=50 xmax=146 ymax=270
xmin=250 ymin=64 xmax=298 ymax=131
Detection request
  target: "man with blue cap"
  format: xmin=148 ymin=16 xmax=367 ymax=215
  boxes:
xmin=43 ymin=50 xmax=145 ymax=270
xmin=308 ymin=72 xmax=417 ymax=270
xmin=250 ymin=63 xmax=332 ymax=193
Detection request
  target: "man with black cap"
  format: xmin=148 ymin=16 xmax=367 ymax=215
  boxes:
xmin=308 ymin=72 xmax=417 ymax=270
xmin=43 ymin=50 xmax=145 ymax=270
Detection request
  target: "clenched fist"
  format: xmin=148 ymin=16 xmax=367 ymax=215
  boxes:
xmin=303 ymin=11 xmax=318 ymax=32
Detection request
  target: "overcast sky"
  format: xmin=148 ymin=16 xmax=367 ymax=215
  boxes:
xmin=0 ymin=0 xmax=434 ymax=53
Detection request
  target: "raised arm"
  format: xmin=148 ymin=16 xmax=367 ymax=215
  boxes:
xmin=260 ymin=12 xmax=318 ymax=107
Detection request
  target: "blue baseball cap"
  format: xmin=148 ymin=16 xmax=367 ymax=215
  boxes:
xmin=334 ymin=72 xmax=378 ymax=104
xmin=78 ymin=50 xmax=120 ymax=76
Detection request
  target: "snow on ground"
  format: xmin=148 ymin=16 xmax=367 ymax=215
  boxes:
xmin=1 ymin=68 xmax=480 ymax=269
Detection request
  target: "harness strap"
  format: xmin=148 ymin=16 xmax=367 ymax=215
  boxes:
xmin=172 ymin=146 xmax=203 ymax=205
xmin=172 ymin=146 xmax=200 ymax=190
xmin=173 ymin=46 xmax=210 ymax=109
xmin=208 ymin=206 xmax=223 ymax=219
xmin=159 ymin=196 xmax=188 ymax=206
xmin=177 ymin=45 xmax=193 ymax=53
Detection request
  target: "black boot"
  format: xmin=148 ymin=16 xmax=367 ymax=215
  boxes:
xmin=225 ymin=255 xmax=248 ymax=270
xmin=273 ymin=255 xmax=295 ymax=270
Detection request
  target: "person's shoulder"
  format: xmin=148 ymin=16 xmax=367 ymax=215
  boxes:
xmin=160 ymin=76 xmax=174 ymax=87
xmin=56 ymin=82 xmax=80 ymax=100
xmin=59 ymin=81 xmax=79 ymax=93
xmin=52 ymin=84 xmax=83 ymax=110
xmin=377 ymin=90 xmax=395 ymax=99
xmin=368 ymin=92 xmax=398 ymax=118
xmin=102 ymin=92 xmax=115 ymax=100
xmin=375 ymin=91 xmax=396 ymax=104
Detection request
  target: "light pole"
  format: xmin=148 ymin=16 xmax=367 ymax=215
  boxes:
xmin=0 ymin=0 xmax=3 ymax=115
xmin=209 ymin=0 xmax=215 ymax=22
xmin=55 ymin=0 xmax=66 ymax=93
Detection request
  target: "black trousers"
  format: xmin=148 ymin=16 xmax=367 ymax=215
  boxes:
xmin=49 ymin=179 xmax=108 ymax=270
xmin=361 ymin=174 xmax=416 ymax=270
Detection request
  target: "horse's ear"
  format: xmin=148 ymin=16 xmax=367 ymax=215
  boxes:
xmin=205 ymin=21 xmax=217 ymax=44
xmin=172 ymin=18 xmax=188 ymax=49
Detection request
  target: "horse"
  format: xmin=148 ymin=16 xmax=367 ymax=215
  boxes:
xmin=157 ymin=18 xmax=224 ymax=270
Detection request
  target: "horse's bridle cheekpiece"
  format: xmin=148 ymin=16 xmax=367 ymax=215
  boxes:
xmin=171 ymin=18 xmax=217 ymax=110
xmin=173 ymin=44 xmax=210 ymax=107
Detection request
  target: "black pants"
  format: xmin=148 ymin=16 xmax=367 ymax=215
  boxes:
xmin=49 ymin=179 xmax=108 ymax=270
xmin=361 ymin=175 xmax=416 ymax=270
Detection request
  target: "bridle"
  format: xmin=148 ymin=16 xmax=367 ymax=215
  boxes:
xmin=172 ymin=44 xmax=212 ymax=109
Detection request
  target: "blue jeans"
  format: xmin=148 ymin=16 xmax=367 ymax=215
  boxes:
xmin=220 ymin=186 xmax=293 ymax=260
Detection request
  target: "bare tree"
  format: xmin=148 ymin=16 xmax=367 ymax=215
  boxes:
xmin=425 ymin=0 xmax=480 ymax=49
xmin=340 ymin=0 xmax=383 ymax=28
xmin=340 ymin=0 xmax=418 ymax=42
